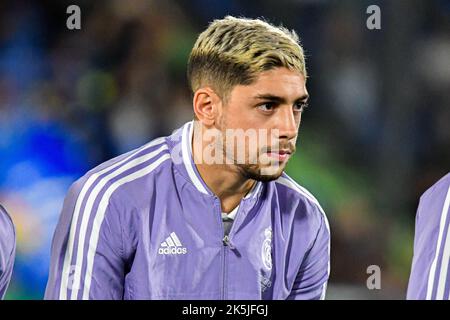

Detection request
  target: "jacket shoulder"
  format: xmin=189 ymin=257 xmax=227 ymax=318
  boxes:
xmin=0 ymin=205 xmax=15 ymax=262
xmin=61 ymin=137 xmax=173 ymax=221
xmin=421 ymin=172 xmax=450 ymax=202
xmin=72 ymin=137 xmax=171 ymax=193
xmin=274 ymin=173 xmax=328 ymax=226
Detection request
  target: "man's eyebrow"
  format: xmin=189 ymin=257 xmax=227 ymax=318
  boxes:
xmin=253 ymin=94 xmax=309 ymax=103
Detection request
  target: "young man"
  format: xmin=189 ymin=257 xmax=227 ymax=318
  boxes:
xmin=45 ymin=16 xmax=330 ymax=300
xmin=407 ymin=172 xmax=450 ymax=299
xmin=0 ymin=205 xmax=16 ymax=299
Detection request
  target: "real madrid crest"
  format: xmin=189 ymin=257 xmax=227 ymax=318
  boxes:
xmin=261 ymin=227 xmax=272 ymax=271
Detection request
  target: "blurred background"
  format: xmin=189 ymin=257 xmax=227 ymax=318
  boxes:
xmin=0 ymin=0 xmax=448 ymax=299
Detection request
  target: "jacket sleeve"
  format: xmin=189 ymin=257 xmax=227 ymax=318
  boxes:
xmin=287 ymin=209 xmax=330 ymax=300
xmin=407 ymin=183 xmax=450 ymax=300
xmin=0 ymin=205 xmax=16 ymax=299
xmin=45 ymin=177 xmax=126 ymax=300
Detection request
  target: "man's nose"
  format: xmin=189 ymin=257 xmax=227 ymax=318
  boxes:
xmin=276 ymin=106 xmax=298 ymax=140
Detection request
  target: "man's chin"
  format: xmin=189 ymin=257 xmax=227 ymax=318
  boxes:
xmin=241 ymin=165 xmax=285 ymax=182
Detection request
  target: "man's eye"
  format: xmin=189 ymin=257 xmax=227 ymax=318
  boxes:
xmin=294 ymin=102 xmax=308 ymax=112
xmin=258 ymin=103 xmax=275 ymax=112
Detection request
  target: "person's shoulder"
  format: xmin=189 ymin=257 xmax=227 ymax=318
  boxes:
xmin=420 ymin=172 xmax=450 ymax=203
xmin=273 ymin=172 xmax=328 ymax=226
xmin=274 ymin=172 xmax=325 ymax=212
xmin=68 ymin=136 xmax=173 ymax=200
xmin=0 ymin=205 xmax=15 ymax=259
xmin=87 ymin=136 xmax=171 ymax=178
xmin=0 ymin=205 xmax=14 ymax=237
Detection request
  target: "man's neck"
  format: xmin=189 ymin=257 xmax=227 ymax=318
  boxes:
xmin=192 ymin=122 xmax=256 ymax=213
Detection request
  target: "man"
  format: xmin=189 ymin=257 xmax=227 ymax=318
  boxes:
xmin=45 ymin=16 xmax=330 ymax=300
xmin=0 ymin=205 xmax=16 ymax=299
xmin=407 ymin=172 xmax=450 ymax=299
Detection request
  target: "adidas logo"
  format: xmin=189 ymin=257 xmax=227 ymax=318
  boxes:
xmin=158 ymin=232 xmax=187 ymax=255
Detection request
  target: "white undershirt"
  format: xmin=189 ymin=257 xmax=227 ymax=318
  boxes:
xmin=221 ymin=205 xmax=239 ymax=237
xmin=221 ymin=205 xmax=239 ymax=220
xmin=220 ymin=182 xmax=257 ymax=235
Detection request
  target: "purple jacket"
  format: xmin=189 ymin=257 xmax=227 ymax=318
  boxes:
xmin=0 ymin=205 xmax=15 ymax=299
xmin=45 ymin=121 xmax=330 ymax=300
xmin=407 ymin=172 xmax=450 ymax=299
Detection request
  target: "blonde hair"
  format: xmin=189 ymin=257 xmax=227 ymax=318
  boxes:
xmin=187 ymin=16 xmax=307 ymax=101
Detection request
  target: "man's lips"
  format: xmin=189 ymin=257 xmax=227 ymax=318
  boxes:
xmin=265 ymin=149 xmax=292 ymax=162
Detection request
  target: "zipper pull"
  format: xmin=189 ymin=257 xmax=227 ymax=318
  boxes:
xmin=222 ymin=235 xmax=235 ymax=249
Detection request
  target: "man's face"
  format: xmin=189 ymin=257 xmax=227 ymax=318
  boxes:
xmin=216 ymin=67 xmax=308 ymax=181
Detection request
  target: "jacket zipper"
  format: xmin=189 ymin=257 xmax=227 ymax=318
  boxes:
xmin=221 ymin=208 xmax=240 ymax=300
xmin=222 ymin=236 xmax=229 ymax=300
xmin=216 ymin=198 xmax=240 ymax=300
xmin=214 ymin=198 xmax=227 ymax=300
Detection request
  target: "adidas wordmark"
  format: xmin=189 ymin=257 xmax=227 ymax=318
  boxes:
xmin=158 ymin=232 xmax=187 ymax=255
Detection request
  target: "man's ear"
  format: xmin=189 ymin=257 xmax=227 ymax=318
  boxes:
xmin=192 ymin=87 xmax=222 ymax=127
